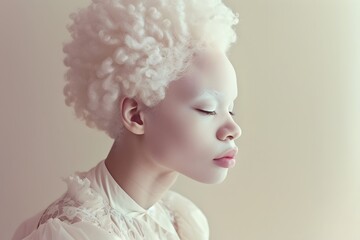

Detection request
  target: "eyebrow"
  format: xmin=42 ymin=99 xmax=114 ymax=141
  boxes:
xmin=198 ymin=89 xmax=224 ymax=99
xmin=193 ymin=89 xmax=237 ymax=103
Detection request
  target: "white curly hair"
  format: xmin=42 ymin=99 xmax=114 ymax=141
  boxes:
xmin=63 ymin=0 xmax=239 ymax=138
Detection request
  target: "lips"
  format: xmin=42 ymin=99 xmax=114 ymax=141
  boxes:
xmin=214 ymin=148 xmax=238 ymax=160
xmin=213 ymin=148 xmax=238 ymax=168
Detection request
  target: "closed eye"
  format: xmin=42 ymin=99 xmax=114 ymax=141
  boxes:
xmin=196 ymin=109 xmax=217 ymax=115
xmin=196 ymin=109 xmax=236 ymax=116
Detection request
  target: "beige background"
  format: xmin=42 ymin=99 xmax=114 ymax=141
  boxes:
xmin=1 ymin=0 xmax=360 ymax=239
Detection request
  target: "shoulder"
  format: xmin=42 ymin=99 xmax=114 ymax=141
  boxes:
xmin=13 ymin=175 xmax=117 ymax=240
xmin=38 ymin=174 xmax=115 ymax=229
xmin=162 ymin=190 xmax=209 ymax=240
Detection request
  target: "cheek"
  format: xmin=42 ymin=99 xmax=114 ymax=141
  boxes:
xmin=145 ymin=111 xmax=209 ymax=159
xmin=162 ymin=116 xmax=216 ymax=164
xmin=143 ymin=110 xmax=184 ymax=157
xmin=158 ymin=115 xmax=195 ymax=146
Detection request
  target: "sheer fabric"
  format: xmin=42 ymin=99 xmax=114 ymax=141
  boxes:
xmin=12 ymin=160 xmax=209 ymax=240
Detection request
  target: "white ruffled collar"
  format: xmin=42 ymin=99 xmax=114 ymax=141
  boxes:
xmin=82 ymin=160 xmax=178 ymax=236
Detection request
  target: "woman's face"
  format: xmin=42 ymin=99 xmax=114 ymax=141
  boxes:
xmin=143 ymin=49 xmax=241 ymax=184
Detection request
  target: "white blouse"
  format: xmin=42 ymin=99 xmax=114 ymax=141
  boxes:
xmin=12 ymin=160 xmax=209 ymax=240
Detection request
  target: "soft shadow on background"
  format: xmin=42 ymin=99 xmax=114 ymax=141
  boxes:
xmin=1 ymin=1 xmax=359 ymax=239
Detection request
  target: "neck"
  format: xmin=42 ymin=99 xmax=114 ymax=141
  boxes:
xmin=104 ymin=133 xmax=179 ymax=209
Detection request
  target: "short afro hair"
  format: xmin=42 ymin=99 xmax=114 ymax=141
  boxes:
xmin=63 ymin=0 xmax=239 ymax=138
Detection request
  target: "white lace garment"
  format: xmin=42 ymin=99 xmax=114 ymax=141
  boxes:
xmin=12 ymin=160 xmax=209 ymax=240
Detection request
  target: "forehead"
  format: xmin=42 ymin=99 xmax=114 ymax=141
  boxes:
xmin=168 ymin=50 xmax=238 ymax=102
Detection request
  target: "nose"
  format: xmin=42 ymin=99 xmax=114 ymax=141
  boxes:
xmin=216 ymin=119 xmax=242 ymax=141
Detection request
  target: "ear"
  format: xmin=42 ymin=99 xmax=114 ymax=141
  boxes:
xmin=119 ymin=97 xmax=145 ymax=135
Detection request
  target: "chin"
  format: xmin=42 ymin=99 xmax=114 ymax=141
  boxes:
xmin=186 ymin=169 xmax=229 ymax=184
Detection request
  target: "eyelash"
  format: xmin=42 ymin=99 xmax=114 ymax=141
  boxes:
xmin=197 ymin=109 xmax=235 ymax=116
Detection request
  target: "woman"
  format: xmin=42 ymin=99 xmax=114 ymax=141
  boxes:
xmin=13 ymin=0 xmax=241 ymax=239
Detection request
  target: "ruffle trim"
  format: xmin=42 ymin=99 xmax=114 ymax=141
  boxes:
xmin=37 ymin=174 xmax=182 ymax=239
xmin=37 ymin=174 xmax=114 ymax=233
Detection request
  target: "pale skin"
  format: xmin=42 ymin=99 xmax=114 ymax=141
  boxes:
xmin=105 ymin=49 xmax=242 ymax=209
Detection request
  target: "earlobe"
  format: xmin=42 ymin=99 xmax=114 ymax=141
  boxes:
xmin=120 ymin=97 xmax=145 ymax=135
